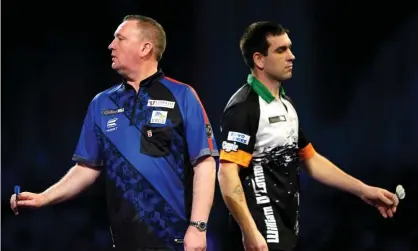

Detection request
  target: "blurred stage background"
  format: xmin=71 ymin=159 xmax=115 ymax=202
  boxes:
xmin=2 ymin=0 xmax=418 ymax=250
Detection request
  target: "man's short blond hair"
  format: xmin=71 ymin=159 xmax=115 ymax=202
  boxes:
xmin=123 ymin=15 xmax=167 ymax=61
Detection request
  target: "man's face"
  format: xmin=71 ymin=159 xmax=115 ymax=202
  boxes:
xmin=108 ymin=20 xmax=150 ymax=74
xmin=258 ymin=33 xmax=295 ymax=81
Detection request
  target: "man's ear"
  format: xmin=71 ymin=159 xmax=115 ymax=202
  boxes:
xmin=253 ymin=52 xmax=265 ymax=69
xmin=139 ymin=42 xmax=153 ymax=58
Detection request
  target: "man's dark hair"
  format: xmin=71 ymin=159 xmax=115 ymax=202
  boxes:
xmin=123 ymin=15 xmax=167 ymax=61
xmin=240 ymin=21 xmax=289 ymax=69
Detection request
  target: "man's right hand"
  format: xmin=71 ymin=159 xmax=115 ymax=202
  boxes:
xmin=9 ymin=163 xmax=101 ymax=216
xmin=242 ymin=230 xmax=268 ymax=251
xmin=10 ymin=192 xmax=49 ymax=215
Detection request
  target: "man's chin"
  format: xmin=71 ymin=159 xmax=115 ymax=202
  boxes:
xmin=278 ymin=74 xmax=292 ymax=82
xmin=111 ymin=65 xmax=125 ymax=75
xmin=285 ymin=71 xmax=294 ymax=78
xmin=112 ymin=67 xmax=128 ymax=77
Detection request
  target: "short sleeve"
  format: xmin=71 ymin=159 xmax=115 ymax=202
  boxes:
xmin=184 ymin=87 xmax=219 ymax=165
xmin=298 ymin=128 xmax=315 ymax=160
xmin=219 ymin=104 xmax=255 ymax=168
xmin=72 ymin=98 xmax=103 ymax=167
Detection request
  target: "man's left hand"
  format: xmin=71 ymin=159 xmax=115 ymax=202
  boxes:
xmin=359 ymin=185 xmax=399 ymax=218
xmin=184 ymin=226 xmax=206 ymax=251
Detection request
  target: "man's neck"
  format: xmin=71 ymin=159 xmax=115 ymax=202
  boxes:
xmin=125 ymin=62 xmax=158 ymax=92
xmin=253 ymin=71 xmax=281 ymax=98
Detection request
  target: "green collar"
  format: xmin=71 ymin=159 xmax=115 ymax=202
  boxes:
xmin=247 ymin=74 xmax=286 ymax=103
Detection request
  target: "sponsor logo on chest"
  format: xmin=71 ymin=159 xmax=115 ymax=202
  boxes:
xmin=102 ymin=108 xmax=124 ymax=116
xmin=150 ymin=110 xmax=168 ymax=124
xmin=147 ymin=99 xmax=175 ymax=109
xmin=268 ymin=115 xmax=286 ymax=124
xmin=106 ymin=118 xmax=118 ymax=132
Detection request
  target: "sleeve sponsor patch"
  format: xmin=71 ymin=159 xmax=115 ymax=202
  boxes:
xmin=205 ymin=124 xmax=213 ymax=138
xmin=222 ymin=141 xmax=239 ymax=152
xmin=227 ymin=131 xmax=250 ymax=145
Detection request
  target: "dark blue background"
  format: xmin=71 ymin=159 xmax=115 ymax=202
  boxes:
xmin=2 ymin=0 xmax=418 ymax=250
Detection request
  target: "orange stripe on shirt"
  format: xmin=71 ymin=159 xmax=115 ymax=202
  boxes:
xmin=299 ymin=143 xmax=316 ymax=160
xmin=220 ymin=150 xmax=252 ymax=167
xmin=165 ymin=76 xmax=214 ymax=150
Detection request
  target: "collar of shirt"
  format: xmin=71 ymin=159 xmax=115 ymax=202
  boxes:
xmin=122 ymin=69 xmax=165 ymax=91
xmin=247 ymin=73 xmax=286 ymax=103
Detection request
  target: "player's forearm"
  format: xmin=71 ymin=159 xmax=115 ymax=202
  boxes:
xmin=41 ymin=163 xmax=101 ymax=205
xmin=190 ymin=156 xmax=216 ymax=222
xmin=302 ymin=153 xmax=366 ymax=197
xmin=218 ymin=163 xmax=258 ymax=235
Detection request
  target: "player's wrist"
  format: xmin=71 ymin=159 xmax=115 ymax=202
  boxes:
xmin=356 ymin=182 xmax=369 ymax=198
xmin=187 ymin=225 xmax=207 ymax=235
xmin=240 ymin=222 xmax=259 ymax=237
xmin=189 ymin=220 xmax=208 ymax=232
xmin=39 ymin=192 xmax=52 ymax=207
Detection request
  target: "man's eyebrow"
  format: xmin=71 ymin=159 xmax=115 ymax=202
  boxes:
xmin=275 ymin=44 xmax=291 ymax=51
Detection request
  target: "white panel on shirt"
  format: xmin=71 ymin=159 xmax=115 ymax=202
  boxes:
xmin=253 ymin=96 xmax=299 ymax=157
